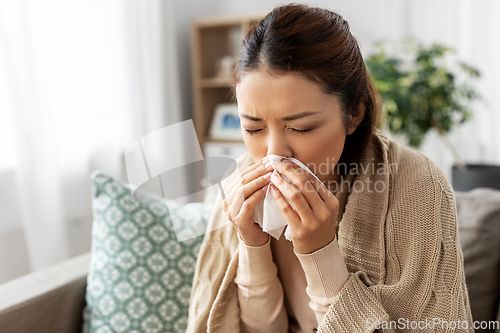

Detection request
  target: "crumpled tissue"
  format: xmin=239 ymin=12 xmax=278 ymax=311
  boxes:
xmin=252 ymin=155 xmax=323 ymax=241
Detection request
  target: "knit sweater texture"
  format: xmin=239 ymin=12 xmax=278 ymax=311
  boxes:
xmin=186 ymin=128 xmax=473 ymax=332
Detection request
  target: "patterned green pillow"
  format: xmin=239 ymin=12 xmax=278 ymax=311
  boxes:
xmin=82 ymin=171 xmax=213 ymax=333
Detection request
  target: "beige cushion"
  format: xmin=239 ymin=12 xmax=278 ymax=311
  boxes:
xmin=455 ymin=187 xmax=500 ymax=327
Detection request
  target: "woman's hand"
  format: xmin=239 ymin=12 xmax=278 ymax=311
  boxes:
xmin=267 ymin=157 xmax=339 ymax=254
xmin=221 ymin=159 xmax=274 ymax=247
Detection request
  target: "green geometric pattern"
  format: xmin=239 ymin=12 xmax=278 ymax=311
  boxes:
xmin=83 ymin=171 xmax=212 ymax=333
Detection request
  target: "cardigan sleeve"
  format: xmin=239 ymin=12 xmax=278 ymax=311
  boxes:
xmin=234 ymin=234 xmax=288 ymax=333
xmin=315 ymin=173 xmax=474 ymax=332
xmin=294 ymin=236 xmax=349 ymax=325
xmin=235 ymin=234 xmax=350 ymax=331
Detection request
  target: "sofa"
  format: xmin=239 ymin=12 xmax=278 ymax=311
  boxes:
xmin=1 ymin=177 xmax=500 ymax=332
xmin=0 ymin=252 xmax=90 ymax=332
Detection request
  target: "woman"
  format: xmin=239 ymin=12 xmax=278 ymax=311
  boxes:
xmin=187 ymin=3 xmax=473 ymax=332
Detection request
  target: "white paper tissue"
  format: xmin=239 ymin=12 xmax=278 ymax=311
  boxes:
xmin=252 ymin=155 xmax=323 ymax=241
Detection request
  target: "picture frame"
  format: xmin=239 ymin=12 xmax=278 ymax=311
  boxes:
xmin=208 ymin=103 xmax=242 ymax=140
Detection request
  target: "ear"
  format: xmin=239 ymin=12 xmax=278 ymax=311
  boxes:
xmin=347 ymin=103 xmax=366 ymax=135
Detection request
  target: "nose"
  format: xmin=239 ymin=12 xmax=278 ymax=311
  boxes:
xmin=266 ymin=128 xmax=293 ymax=157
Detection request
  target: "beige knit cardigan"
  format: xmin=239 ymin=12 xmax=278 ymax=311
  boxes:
xmin=186 ymin=128 xmax=473 ymax=332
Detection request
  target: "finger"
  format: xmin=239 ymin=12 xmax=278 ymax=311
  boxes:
xmin=227 ymin=171 xmax=271 ymax=218
xmin=273 ymin=159 xmax=336 ymax=212
xmin=225 ymin=162 xmax=273 ymax=206
xmin=225 ymin=161 xmax=264 ymax=198
xmin=270 ymin=170 xmax=315 ymax=224
xmin=235 ymin=184 xmax=267 ymax=222
xmin=238 ymin=170 xmax=272 ymax=198
xmin=221 ymin=199 xmax=228 ymax=213
xmin=224 ymin=161 xmax=262 ymax=197
xmin=269 ymin=183 xmax=302 ymax=230
xmin=241 ymin=161 xmax=274 ymax=187
xmin=271 ymin=160 xmax=325 ymax=213
xmin=228 ymin=186 xmax=245 ymax=222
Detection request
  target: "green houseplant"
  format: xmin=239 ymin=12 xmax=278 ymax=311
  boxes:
xmin=366 ymin=39 xmax=500 ymax=191
xmin=365 ymin=39 xmax=480 ymax=169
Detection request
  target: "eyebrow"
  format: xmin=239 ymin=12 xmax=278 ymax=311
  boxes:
xmin=239 ymin=111 xmax=321 ymax=121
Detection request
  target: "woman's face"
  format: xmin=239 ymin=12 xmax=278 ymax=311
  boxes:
xmin=236 ymin=69 xmax=359 ymax=186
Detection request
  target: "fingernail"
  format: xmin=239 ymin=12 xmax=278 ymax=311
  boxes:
xmin=261 ymin=185 xmax=269 ymax=191
xmin=263 ymin=172 xmax=272 ymax=180
xmin=273 ymin=159 xmax=282 ymax=166
xmin=261 ymin=156 xmax=268 ymax=162
xmin=265 ymin=162 xmax=273 ymax=169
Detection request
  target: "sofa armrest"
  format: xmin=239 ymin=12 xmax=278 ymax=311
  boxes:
xmin=0 ymin=252 xmax=91 ymax=333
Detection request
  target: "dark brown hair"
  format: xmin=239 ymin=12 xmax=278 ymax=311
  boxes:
xmin=232 ymin=3 xmax=381 ymax=172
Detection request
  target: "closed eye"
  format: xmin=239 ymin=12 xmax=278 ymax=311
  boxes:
xmin=244 ymin=127 xmax=314 ymax=135
xmin=244 ymin=128 xmax=263 ymax=135
xmin=288 ymin=128 xmax=313 ymax=135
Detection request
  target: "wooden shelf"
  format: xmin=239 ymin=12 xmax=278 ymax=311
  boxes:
xmin=197 ymin=77 xmax=233 ymax=88
xmin=191 ymin=13 xmax=265 ymax=146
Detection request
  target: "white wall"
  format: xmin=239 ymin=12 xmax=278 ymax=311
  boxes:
xmin=214 ymin=0 xmax=411 ymax=55
xmin=173 ymin=0 xmax=222 ymax=123
xmin=0 ymin=169 xmax=30 ymax=283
